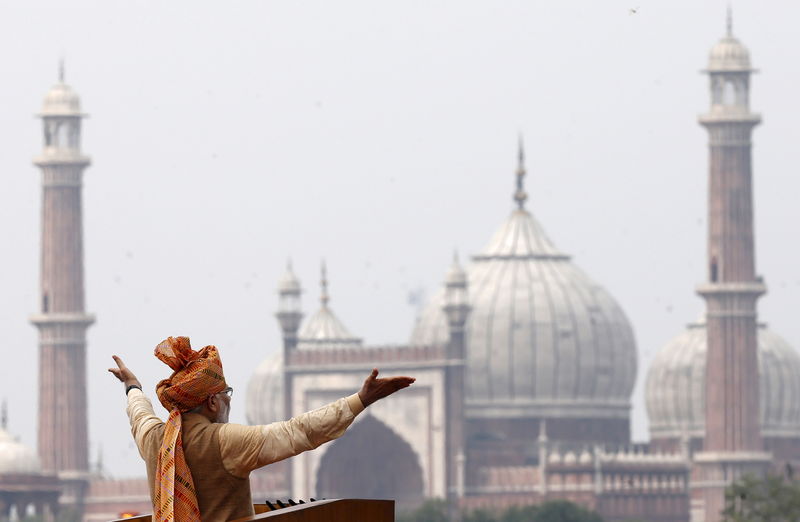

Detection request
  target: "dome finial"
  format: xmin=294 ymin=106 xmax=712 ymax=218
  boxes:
xmin=1 ymin=399 xmax=6 ymax=430
xmin=726 ymin=5 xmax=733 ymax=37
xmin=320 ymin=259 xmax=329 ymax=307
xmin=59 ymin=58 xmax=65 ymax=83
xmin=513 ymin=135 xmax=528 ymax=210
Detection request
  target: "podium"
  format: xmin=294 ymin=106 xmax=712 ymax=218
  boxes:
xmin=109 ymin=499 xmax=394 ymax=521
xmin=234 ymin=499 xmax=394 ymax=521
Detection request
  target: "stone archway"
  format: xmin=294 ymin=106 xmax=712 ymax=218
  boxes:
xmin=316 ymin=414 xmax=424 ymax=509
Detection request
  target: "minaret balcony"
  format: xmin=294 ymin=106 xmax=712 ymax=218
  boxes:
xmin=698 ymin=112 xmax=761 ymax=126
xmin=30 ymin=312 xmax=96 ymax=327
xmin=33 ymin=152 xmax=91 ymax=167
xmin=695 ymin=281 xmax=766 ymax=297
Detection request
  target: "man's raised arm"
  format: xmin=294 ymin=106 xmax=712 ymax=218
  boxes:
xmin=221 ymin=368 xmax=415 ymax=477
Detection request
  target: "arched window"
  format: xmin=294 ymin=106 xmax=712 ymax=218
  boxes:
xmin=723 ymin=81 xmax=736 ymax=105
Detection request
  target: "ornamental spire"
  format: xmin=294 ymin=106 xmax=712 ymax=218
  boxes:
xmin=513 ymin=135 xmax=528 ymax=210
xmin=726 ymin=5 xmax=733 ymax=37
xmin=59 ymin=58 xmax=65 ymax=83
xmin=320 ymin=260 xmax=330 ymax=307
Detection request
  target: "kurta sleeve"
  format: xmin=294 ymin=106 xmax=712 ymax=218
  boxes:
xmin=219 ymin=393 xmax=365 ymax=478
xmin=126 ymin=388 xmax=165 ymax=458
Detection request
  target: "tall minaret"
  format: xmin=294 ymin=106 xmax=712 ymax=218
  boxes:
xmin=276 ymin=260 xmax=302 ymax=497
xmin=693 ymin=13 xmax=770 ymax=521
xmin=442 ymin=251 xmax=469 ymax=522
xmin=30 ymin=65 xmax=94 ymax=513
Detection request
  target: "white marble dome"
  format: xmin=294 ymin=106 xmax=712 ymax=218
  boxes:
xmin=278 ymin=266 xmax=301 ymax=294
xmin=410 ymin=204 xmax=637 ymax=418
xmin=246 ymin=352 xmax=284 ymax=425
xmin=41 ymin=81 xmax=81 ymax=116
xmin=0 ymin=428 xmax=41 ymax=475
xmin=296 ymin=305 xmax=362 ymax=350
xmin=708 ymin=35 xmax=751 ymax=72
xmin=247 ymin=266 xmax=362 ymax=425
xmin=645 ymin=321 xmax=800 ymax=439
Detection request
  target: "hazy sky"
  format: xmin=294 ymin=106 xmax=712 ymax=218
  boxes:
xmin=1 ymin=1 xmax=798 ymax=477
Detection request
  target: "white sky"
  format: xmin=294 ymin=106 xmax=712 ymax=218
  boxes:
xmin=1 ymin=1 xmax=798 ymax=477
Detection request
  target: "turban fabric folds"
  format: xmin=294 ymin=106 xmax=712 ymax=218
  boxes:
xmin=153 ymin=336 xmax=227 ymax=522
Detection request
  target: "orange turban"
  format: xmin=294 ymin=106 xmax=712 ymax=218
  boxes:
xmin=155 ymin=336 xmax=227 ymax=412
xmin=152 ymin=336 xmax=227 ymax=522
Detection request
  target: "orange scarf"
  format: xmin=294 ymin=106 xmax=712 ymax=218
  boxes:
xmin=153 ymin=337 xmax=227 ymax=522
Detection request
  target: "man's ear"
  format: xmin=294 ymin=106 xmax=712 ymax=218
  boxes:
xmin=206 ymin=394 xmax=218 ymax=413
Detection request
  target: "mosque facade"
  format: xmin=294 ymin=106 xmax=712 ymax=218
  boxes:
xmin=0 ymin=14 xmax=797 ymax=522
xmin=247 ymin=15 xmax=800 ymax=522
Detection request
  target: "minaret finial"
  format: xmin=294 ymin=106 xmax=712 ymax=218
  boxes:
xmin=726 ymin=5 xmax=733 ymax=37
xmin=513 ymin=135 xmax=528 ymax=210
xmin=320 ymin=260 xmax=329 ymax=307
xmin=59 ymin=58 xmax=65 ymax=83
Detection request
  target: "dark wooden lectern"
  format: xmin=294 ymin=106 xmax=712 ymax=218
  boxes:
xmin=233 ymin=499 xmax=394 ymax=521
xmin=109 ymin=499 xmax=394 ymax=521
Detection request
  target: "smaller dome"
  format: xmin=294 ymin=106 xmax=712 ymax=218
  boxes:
xmin=41 ymin=82 xmax=81 ymax=116
xmin=297 ymin=308 xmax=362 ymax=350
xmin=562 ymin=451 xmax=577 ymax=465
xmin=646 ymin=321 xmax=800 ymax=439
xmin=297 ymin=262 xmax=362 ymax=350
xmin=246 ymin=352 xmax=283 ymax=425
xmin=578 ymin=450 xmax=593 ymax=465
xmin=0 ymin=428 xmax=41 ymax=475
xmin=278 ymin=263 xmax=301 ymax=295
xmin=708 ymin=36 xmax=751 ymax=72
xmin=445 ymin=255 xmax=466 ymax=287
xmin=548 ymin=451 xmax=561 ymax=464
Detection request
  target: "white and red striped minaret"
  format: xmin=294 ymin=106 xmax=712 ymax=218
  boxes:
xmin=693 ymin=12 xmax=771 ymax=521
xmin=30 ymin=64 xmax=94 ymax=515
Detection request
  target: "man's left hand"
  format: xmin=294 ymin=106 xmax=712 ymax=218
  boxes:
xmin=358 ymin=368 xmax=415 ymax=407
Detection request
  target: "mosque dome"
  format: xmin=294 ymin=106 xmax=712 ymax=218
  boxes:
xmin=645 ymin=321 xmax=800 ymax=439
xmin=0 ymin=427 xmax=41 ymax=475
xmin=296 ymin=263 xmax=362 ymax=350
xmin=246 ymin=352 xmax=283 ymax=425
xmin=708 ymin=36 xmax=751 ymax=72
xmin=278 ymin=265 xmax=301 ymax=295
xmin=707 ymin=13 xmax=751 ymax=72
xmin=246 ymin=263 xmax=362 ymax=425
xmin=410 ymin=150 xmax=637 ymax=418
xmin=41 ymin=72 xmax=82 ymax=116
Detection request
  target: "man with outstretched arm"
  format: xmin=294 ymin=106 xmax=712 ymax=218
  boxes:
xmin=108 ymin=336 xmax=415 ymax=522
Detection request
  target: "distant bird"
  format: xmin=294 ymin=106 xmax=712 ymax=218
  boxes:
xmin=629 ymin=6 xmax=639 ymax=15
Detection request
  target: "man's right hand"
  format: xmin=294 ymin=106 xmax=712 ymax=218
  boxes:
xmin=108 ymin=355 xmax=142 ymax=390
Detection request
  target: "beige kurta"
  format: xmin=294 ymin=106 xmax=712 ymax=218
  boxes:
xmin=126 ymin=388 xmax=364 ymax=521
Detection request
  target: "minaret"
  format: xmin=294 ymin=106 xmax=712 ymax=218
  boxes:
xmin=693 ymin=13 xmax=770 ymax=521
xmin=698 ymin=10 xmax=763 ymax=453
xmin=30 ymin=64 xmax=94 ymax=513
xmin=276 ymin=260 xmax=303 ymax=356
xmin=276 ymin=260 xmax=302 ymax=496
xmin=442 ymin=251 xmax=469 ymax=521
